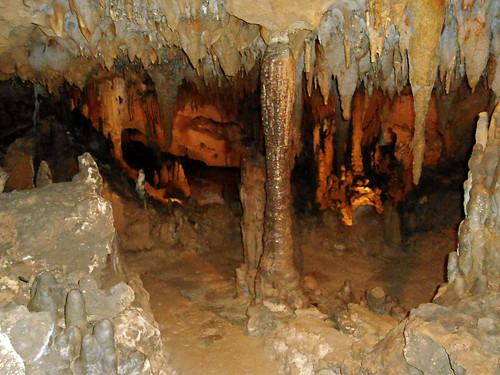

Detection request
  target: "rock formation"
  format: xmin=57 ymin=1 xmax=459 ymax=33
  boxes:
xmin=0 ymin=0 xmax=500 ymax=373
xmin=255 ymin=40 xmax=306 ymax=309
xmin=0 ymin=0 xmax=498 ymax=186
xmin=0 ymin=152 xmax=175 ymax=375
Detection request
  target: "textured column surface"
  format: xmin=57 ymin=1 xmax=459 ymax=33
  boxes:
xmin=255 ymin=41 xmax=306 ymax=309
xmin=240 ymin=154 xmax=266 ymax=271
xmin=235 ymin=154 xmax=266 ymax=300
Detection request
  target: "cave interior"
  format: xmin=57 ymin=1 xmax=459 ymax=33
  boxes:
xmin=0 ymin=0 xmax=499 ymax=374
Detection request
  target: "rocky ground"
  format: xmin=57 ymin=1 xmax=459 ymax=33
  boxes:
xmin=116 ymin=169 xmax=464 ymax=374
xmin=0 ymin=125 xmax=496 ymax=374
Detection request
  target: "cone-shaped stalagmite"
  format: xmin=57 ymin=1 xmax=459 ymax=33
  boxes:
xmin=407 ymin=0 xmax=445 ymax=185
xmin=255 ymin=40 xmax=306 ymax=309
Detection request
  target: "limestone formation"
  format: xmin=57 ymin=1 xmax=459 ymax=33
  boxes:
xmin=456 ymin=103 xmax=500 ymax=281
xmin=78 ymin=276 xmax=135 ymax=319
xmin=0 ymin=0 xmax=498 ymax=187
xmin=1 ymin=271 xmax=170 ymax=375
xmin=0 ymin=166 xmax=9 ymax=193
xmin=65 ymin=289 xmax=88 ymax=334
xmin=35 ymin=160 xmax=53 ymax=188
xmin=0 ymin=152 xmax=117 ymax=281
xmin=0 ymin=332 xmax=25 ymax=375
xmin=0 ymin=154 xmax=173 ymax=375
xmin=0 ymin=1 xmax=500 ymax=373
xmin=255 ymin=40 xmax=306 ymax=309
xmin=73 ymin=319 xmax=117 ymax=375
xmin=236 ymin=153 xmax=266 ymax=300
xmin=361 ymin=103 xmax=500 ymax=375
xmin=113 ymin=308 xmax=167 ymax=375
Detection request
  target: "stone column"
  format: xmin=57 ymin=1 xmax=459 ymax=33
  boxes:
xmin=235 ymin=153 xmax=266 ymax=300
xmin=255 ymin=40 xmax=306 ymax=309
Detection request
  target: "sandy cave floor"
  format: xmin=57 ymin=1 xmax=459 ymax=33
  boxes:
xmin=120 ymin=173 xmax=461 ymax=374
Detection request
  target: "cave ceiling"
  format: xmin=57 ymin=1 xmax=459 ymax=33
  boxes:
xmin=2 ymin=0 xmax=498 ymax=95
xmin=1 ymin=0 xmax=499 ymax=184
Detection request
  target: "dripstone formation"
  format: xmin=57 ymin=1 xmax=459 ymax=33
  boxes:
xmin=255 ymin=40 xmax=307 ymax=309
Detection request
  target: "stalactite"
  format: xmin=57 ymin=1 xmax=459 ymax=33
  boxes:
xmin=439 ymin=5 xmax=459 ymax=94
xmin=97 ymin=77 xmax=127 ymax=162
xmin=407 ymin=0 xmax=445 ymax=185
xmin=148 ymin=64 xmax=183 ymax=151
xmin=315 ymin=45 xmax=332 ymax=105
xmin=314 ymin=120 xmax=334 ymax=210
xmin=317 ymin=8 xmax=358 ymax=120
xmin=490 ymin=12 xmax=500 ymax=103
xmin=457 ymin=1 xmax=492 ymax=93
xmin=304 ymin=36 xmax=316 ymax=97
xmin=255 ymin=40 xmax=306 ymax=309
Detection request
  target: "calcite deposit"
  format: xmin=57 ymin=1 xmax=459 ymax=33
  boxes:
xmin=255 ymin=40 xmax=306 ymax=308
xmin=1 ymin=0 xmax=500 ymax=373
xmin=0 ymin=153 xmax=174 ymax=375
xmin=0 ymin=0 xmax=499 ymax=184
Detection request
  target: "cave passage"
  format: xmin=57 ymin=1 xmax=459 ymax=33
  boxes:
xmin=0 ymin=78 xmax=472 ymax=311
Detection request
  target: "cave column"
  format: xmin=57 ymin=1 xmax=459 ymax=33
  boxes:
xmin=351 ymin=92 xmax=365 ymax=175
xmin=255 ymin=39 xmax=306 ymax=309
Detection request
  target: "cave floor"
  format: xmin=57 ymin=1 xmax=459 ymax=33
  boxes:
xmin=122 ymin=186 xmax=459 ymax=374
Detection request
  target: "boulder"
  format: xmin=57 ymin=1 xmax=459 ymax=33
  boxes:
xmin=0 ymin=153 xmax=119 ymax=282
xmin=362 ymin=301 xmax=500 ymax=375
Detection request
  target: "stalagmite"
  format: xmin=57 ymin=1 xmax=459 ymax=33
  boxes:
xmin=407 ymin=0 xmax=445 ymax=185
xmin=255 ymin=40 xmax=306 ymax=309
xmin=456 ymin=103 xmax=500 ymax=281
xmin=311 ymin=88 xmax=336 ymax=210
xmin=236 ymin=154 xmax=266 ymax=300
xmin=35 ymin=160 xmax=53 ymax=188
